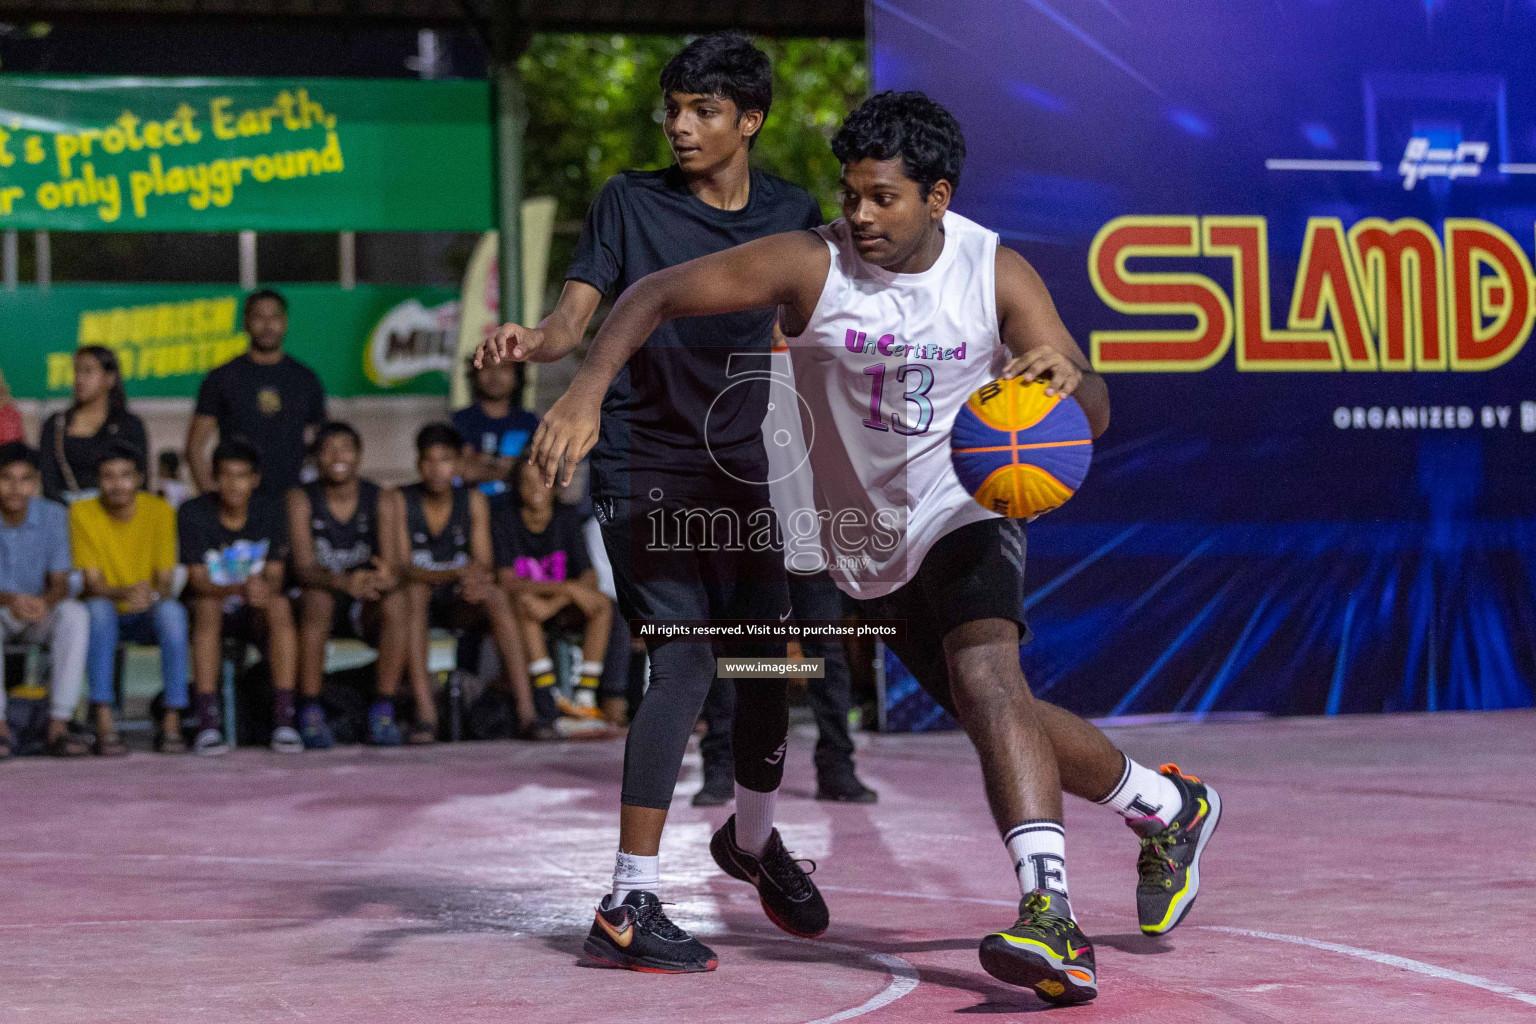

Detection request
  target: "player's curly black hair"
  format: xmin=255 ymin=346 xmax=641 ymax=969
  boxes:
xmin=660 ymin=31 xmax=773 ymax=148
xmin=831 ymin=90 xmax=966 ymax=197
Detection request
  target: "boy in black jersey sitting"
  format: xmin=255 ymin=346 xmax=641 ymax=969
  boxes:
xmin=398 ymin=423 xmax=543 ymax=742
xmin=494 ymin=457 xmax=612 ymax=721
xmin=179 ymin=438 xmax=301 ymax=755
xmin=286 ymin=421 xmax=409 ymax=747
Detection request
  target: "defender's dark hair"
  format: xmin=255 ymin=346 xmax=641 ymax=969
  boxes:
xmin=415 ymin=422 xmax=463 ymax=457
xmin=158 ymin=449 xmax=180 ymax=473
xmin=313 ymin=420 xmax=362 ymax=452
xmin=831 ymin=90 xmax=966 ymax=198
xmin=659 ymin=32 xmax=773 ymax=148
xmin=94 ymin=438 xmax=145 ymax=473
xmin=243 ymin=288 xmax=288 ymax=321
xmin=0 ymin=441 xmax=41 ymax=474
xmin=212 ymin=437 xmax=263 ymax=475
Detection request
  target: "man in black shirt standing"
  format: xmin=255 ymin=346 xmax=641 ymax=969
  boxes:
xmin=478 ymin=34 xmax=827 ymax=973
xmin=187 ymin=290 xmax=327 ymax=498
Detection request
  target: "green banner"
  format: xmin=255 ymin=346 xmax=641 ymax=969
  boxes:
xmin=0 ymin=76 xmax=493 ymax=231
xmin=0 ymin=283 xmax=460 ymax=399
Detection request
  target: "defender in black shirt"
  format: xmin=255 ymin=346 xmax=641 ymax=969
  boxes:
xmin=477 ymin=34 xmax=827 ymax=972
xmin=286 ymin=421 xmax=407 ymax=748
xmin=397 ymin=424 xmax=541 ymax=742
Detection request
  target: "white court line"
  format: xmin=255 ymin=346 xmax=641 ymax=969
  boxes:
xmin=1500 ymin=164 xmax=1536 ymax=173
xmin=1200 ymin=926 xmax=1536 ymax=1008
xmin=22 ymin=850 xmax=1534 ymax=1013
xmin=1265 ymin=159 xmax=1381 ymax=171
xmin=3 ymin=850 xmax=919 ymax=1022
xmin=789 ymin=937 xmax=920 ymax=1024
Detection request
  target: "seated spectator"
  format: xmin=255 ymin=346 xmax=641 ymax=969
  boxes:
xmin=495 ymin=457 xmax=612 ymax=721
xmin=71 ymin=441 xmax=188 ymax=754
xmin=398 ymin=423 xmax=546 ymax=742
xmin=452 ymin=357 xmax=539 ymax=493
xmin=39 ymin=346 xmax=149 ymax=505
xmin=156 ymin=450 xmax=193 ymax=510
xmin=287 ymin=422 xmax=407 ymax=748
xmin=0 ymin=443 xmax=89 ymax=758
xmin=0 ymin=369 xmax=22 ymax=446
xmin=179 ymin=439 xmax=301 ymax=756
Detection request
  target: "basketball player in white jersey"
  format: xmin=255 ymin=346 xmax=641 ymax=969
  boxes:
xmin=505 ymin=91 xmax=1222 ymax=1004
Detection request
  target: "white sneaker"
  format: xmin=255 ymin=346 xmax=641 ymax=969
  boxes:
xmin=193 ymin=728 xmax=229 ymax=757
xmin=270 ymin=725 xmax=304 ymax=754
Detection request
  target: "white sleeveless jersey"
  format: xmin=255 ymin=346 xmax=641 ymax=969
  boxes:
xmin=782 ymin=211 xmax=1006 ymax=598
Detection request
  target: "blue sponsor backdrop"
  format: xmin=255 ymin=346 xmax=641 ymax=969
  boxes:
xmin=873 ymin=0 xmax=1536 ymax=723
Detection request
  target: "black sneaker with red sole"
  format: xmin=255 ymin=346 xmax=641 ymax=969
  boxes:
xmin=582 ymin=890 xmax=717 ymax=974
xmin=710 ymin=815 xmax=829 ymax=938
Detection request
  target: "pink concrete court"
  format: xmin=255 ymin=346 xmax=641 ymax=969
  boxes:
xmin=3 ymin=710 xmax=1533 ymax=1023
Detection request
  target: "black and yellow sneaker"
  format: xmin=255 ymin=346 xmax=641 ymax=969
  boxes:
xmin=710 ymin=815 xmax=830 ymax=938
xmin=1132 ymin=764 xmax=1222 ymax=935
xmin=978 ymin=890 xmax=1097 ymax=1005
xmin=582 ymin=891 xmax=718 ymax=974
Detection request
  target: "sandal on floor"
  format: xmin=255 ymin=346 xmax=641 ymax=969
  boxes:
xmin=48 ymin=731 xmax=90 ymax=758
xmin=406 ymin=722 xmax=438 ymax=745
xmin=93 ymin=732 xmax=129 ymax=757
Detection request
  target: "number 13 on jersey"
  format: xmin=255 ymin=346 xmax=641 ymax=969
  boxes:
xmin=862 ymin=362 xmax=935 ymax=435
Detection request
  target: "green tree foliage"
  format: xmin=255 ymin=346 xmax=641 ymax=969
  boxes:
xmin=520 ymin=34 xmax=868 ymax=226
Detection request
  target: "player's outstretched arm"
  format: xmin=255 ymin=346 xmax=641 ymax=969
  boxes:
xmin=994 ymin=246 xmax=1111 ymax=438
xmin=528 ymin=230 xmax=830 ymax=487
xmin=477 ymin=280 xmax=605 ymax=367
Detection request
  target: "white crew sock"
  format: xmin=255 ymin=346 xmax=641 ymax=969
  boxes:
xmin=1004 ymin=819 xmax=1073 ymax=919
xmin=734 ymin=787 xmax=778 ymax=857
xmin=611 ymin=851 xmax=660 ymax=907
xmin=1096 ymin=754 xmax=1184 ymax=827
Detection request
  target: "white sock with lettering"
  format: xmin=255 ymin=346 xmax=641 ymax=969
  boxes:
xmin=1004 ymin=819 xmax=1073 ymax=919
xmin=1096 ymin=755 xmax=1183 ymax=827
xmin=611 ymin=851 xmax=660 ymax=907
xmin=734 ymin=787 xmax=778 ymax=857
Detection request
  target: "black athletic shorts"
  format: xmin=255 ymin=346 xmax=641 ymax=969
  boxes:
xmin=853 ymin=517 xmax=1032 ymax=717
xmin=426 ymin=583 xmax=472 ymax=629
xmin=594 ymin=489 xmax=790 ymax=653
xmin=221 ymin=601 xmax=263 ymax=643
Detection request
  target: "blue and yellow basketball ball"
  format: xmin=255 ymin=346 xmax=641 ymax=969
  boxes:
xmin=950 ymin=376 xmax=1093 ymax=518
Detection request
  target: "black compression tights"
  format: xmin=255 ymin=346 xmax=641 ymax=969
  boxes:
xmin=620 ymin=641 xmax=789 ymax=809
